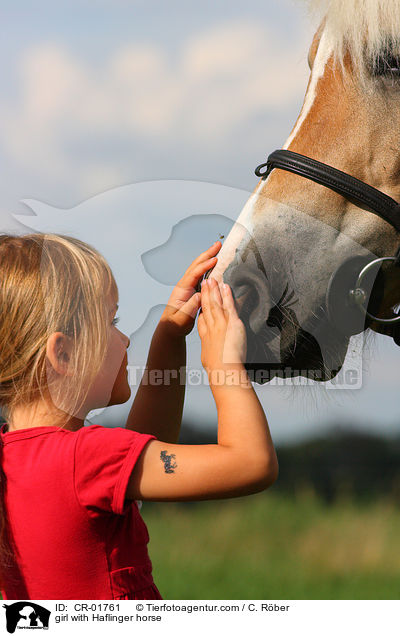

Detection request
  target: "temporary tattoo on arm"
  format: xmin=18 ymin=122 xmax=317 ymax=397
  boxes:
xmin=160 ymin=450 xmax=177 ymax=474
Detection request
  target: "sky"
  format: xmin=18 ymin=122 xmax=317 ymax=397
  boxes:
xmin=2 ymin=0 xmax=400 ymax=444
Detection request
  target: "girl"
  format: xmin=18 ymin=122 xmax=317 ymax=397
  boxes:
xmin=0 ymin=232 xmax=278 ymax=600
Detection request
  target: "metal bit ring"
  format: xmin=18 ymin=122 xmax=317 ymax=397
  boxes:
xmin=351 ymin=256 xmax=400 ymax=324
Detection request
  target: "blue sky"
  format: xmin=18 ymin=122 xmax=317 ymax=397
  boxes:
xmin=2 ymin=0 xmax=400 ymax=444
xmin=0 ymin=0 xmax=312 ymax=213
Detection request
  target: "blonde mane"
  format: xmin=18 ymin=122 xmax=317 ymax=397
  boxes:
xmin=305 ymin=0 xmax=400 ymax=79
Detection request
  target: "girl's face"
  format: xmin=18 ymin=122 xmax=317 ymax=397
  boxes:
xmin=10 ymin=290 xmax=131 ymax=431
xmin=84 ymin=291 xmax=131 ymax=413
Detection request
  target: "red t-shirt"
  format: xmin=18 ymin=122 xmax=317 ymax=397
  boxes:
xmin=0 ymin=422 xmax=162 ymax=600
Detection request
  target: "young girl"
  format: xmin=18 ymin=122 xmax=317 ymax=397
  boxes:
xmin=0 ymin=232 xmax=278 ymax=600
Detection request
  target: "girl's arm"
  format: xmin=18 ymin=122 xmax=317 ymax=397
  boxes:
xmin=126 ymin=366 xmax=278 ymax=501
xmin=125 ymin=242 xmax=220 ymax=443
xmin=124 ymin=321 xmax=186 ymax=443
xmin=125 ymin=278 xmax=279 ymax=502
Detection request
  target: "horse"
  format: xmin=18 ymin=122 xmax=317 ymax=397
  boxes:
xmin=206 ymin=0 xmax=400 ymax=385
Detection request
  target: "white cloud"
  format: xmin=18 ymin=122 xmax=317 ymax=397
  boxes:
xmin=0 ymin=19 xmax=310 ymax=192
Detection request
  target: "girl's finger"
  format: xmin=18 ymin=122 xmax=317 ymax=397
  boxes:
xmin=179 ymin=291 xmax=201 ymax=320
xmin=197 ymin=313 xmax=207 ymax=338
xmin=222 ymin=283 xmax=239 ymax=318
xmin=200 ymin=279 xmax=214 ymax=326
xmin=193 ymin=256 xmax=218 ymax=274
xmin=190 ymin=241 xmax=222 ymax=268
xmin=208 ymin=279 xmax=225 ymax=322
xmin=183 ymin=257 xmax=218 ymax=289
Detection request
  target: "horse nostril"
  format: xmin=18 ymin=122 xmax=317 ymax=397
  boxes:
xmin=266 ymin=314 xmax=281 ymax=329
xmin=234 ymin=293 xmax=247 ymax=314
xmin=230 ymin=284 xmax=258 ymax=319
xmin=222 ymin=264 xmax=270 ymax=334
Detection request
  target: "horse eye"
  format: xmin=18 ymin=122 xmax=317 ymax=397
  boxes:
xmin=371 ymin=53 xmax=400 ymax=78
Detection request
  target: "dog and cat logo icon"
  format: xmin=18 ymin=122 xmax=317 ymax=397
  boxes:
xmin=2 ymin=602 xmax=51 ymax=633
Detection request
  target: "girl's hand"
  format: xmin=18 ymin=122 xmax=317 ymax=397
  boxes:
xmin=159 ymin=241 xmax=222 ymax=338
xmin=197 ymin=277 xmax=247 ymax=372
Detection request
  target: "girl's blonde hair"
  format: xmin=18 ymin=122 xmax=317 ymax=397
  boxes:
xmin=0 ymin=232 xmax=118 ymax=588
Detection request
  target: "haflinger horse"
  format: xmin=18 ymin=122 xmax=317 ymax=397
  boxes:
xmin=204 ymin=0 xmax=400 ymax=384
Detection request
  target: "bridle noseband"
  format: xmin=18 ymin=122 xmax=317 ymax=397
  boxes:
xmin=255 ymin=149 xmax=400 ymax=344
xmin=256 ymin=149 xmax=400 ymax=232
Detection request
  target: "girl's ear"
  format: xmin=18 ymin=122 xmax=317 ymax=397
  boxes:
xmin=46 ymin=332 xmax=74 ymax=377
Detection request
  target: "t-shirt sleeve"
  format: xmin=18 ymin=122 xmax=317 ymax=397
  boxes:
xmin=74 ymin=424 xmax=157 ymax=516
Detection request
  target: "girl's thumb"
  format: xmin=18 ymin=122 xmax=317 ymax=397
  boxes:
xmin=181 ymin=292 xmax=201 ymax=319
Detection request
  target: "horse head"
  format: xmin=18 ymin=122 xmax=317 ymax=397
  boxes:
xmin=207 ymin=0 xmax=400 ymax=383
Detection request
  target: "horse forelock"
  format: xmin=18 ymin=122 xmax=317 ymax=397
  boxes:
xmin=304 ymin=0 xmax=400 ymax=85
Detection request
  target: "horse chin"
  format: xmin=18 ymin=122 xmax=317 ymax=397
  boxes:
xmin=244 ymin=364 xmax=344 ymax=384
xmin=242 ymin=319 xmax=348 ymax=385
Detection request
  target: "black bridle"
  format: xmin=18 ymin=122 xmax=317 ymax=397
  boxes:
xmin=256 ymin=149 xmax=400 ymax=232
xmin=255 ymin=149 xmax=400 ymax=344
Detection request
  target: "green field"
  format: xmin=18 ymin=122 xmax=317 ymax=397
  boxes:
xmin=2 ymin=490 xmax=400 ymax=600
xmin=141 ymin=490 xmax=400 ymax=599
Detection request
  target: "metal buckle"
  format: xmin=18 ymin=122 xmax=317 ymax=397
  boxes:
xmin=349 ymin=256 xmax=400 ymax=324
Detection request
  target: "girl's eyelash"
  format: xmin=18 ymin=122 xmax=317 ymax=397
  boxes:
xmin=112 ymin=316 xmax=120 ymax=326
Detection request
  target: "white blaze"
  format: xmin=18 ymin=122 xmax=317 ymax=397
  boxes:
xmin=209 ymin=178 xmax=265 ymax=283
xmin=283 ymin=28 xmax=335 ymax=150
xmin=211 ymin=25 xmax=335 ymax=283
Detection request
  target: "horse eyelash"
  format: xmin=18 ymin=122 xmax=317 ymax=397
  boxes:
xmin=112 ymin=316 xmax=120 ymax=326
xmin=274 ymin=283 xmax=299 ymax=310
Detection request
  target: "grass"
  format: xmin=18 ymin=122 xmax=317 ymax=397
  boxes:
xmin=2 ymin=490 xmax=400 ymax=600
xmin=141 ymin=490 xmax=400 ymax=599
